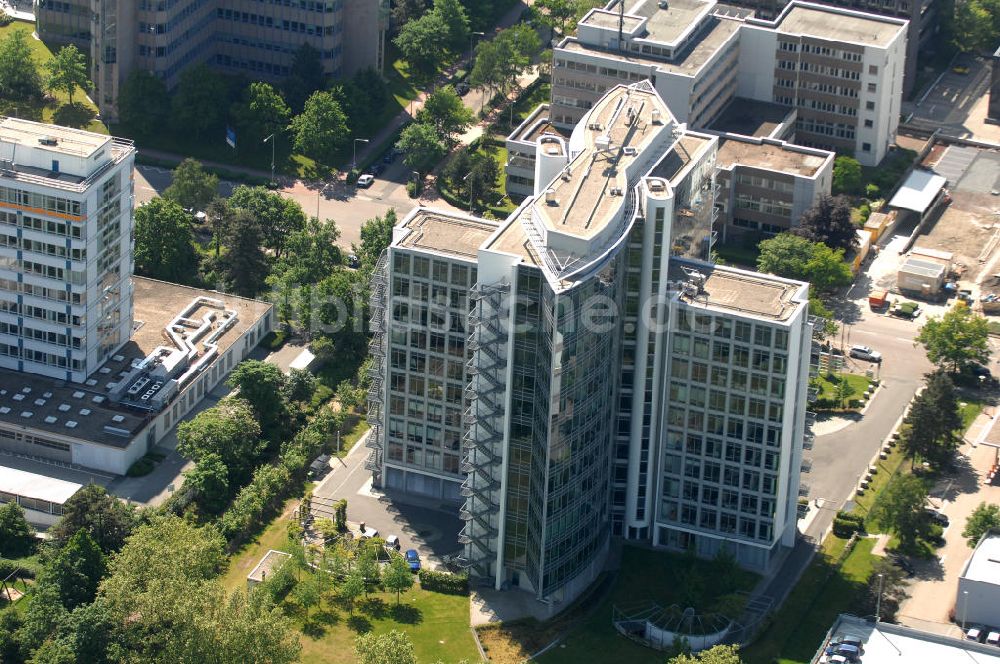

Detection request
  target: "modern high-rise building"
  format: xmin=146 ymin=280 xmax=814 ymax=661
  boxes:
xmin=368 ymin=82 xmax=818 ymax=603
xmin=36 ymin=0 xmax=388 ymax=121
xmin=0 ymin=117 xmax=135 ymax=382
xmin=549 ymin=0 xmax=906 ymax=166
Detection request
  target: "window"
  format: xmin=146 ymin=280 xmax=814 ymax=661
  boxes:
xmin=862 ymin=143 xmax=872 ymax=152
xmin=866 ymin=101 xmax=875 ymax=110
xmin=868 ymin=64 xmax=878 ymax=75
xmin=864 ymin=119 xmax=873 ymax=128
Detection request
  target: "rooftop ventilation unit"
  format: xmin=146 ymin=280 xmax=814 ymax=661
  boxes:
xmin=72 ymin=391 xmax=85 ymax=398
xmin=33 ymin=399 xmax=45 ymax=406
xmin=92 ymin=395 xmax=106 ymax=404
xmin=545 ymin=188 xmax=557 ymax=205
xmin=79 ymin=408 xmax=91 ymax=416
xmin=85 ymin=379 xmax=98 ymax=386
xmin=113 ymin=354 xmax=125 ymax=362
xmin=112 ymin=414 xmax=125 ymax=423
xmin=0 ymin=407 xmax=9 ymax=414
xmin=596 ymin=135 xmax=611 ymax=151
xmin=38 ymin=136 xmax=58 ymax=146
xmin=58 ymin=404 xmax=71 ymax=412
xmin=588 ymin=122 xmax=602 ymax=131
xmin=65 ymin=421 xmax=77 ymax=429
xmin=20 ymin=411 xmax=32 ymax=418
xmin=651 ymin=109 xmax=662 ymax=124
xmin=21 ymin=387 xmax=31 ymax=394
xmin=44 ymin=416 xmax=57 ymax=424
xmin=103 ymin=425 xmax=131 ymax=437
xmin=623 ymin=146 xmax=637 ymax=156
xmin=43 ymin=392 xmax=52 ymax=398
xmin=648 ymin=178 xmax=667 ymax=192
xmin=99 ymin=367 xmax=111 ymax=374
xmin=12 ymin=394 xmax=24 ymax=401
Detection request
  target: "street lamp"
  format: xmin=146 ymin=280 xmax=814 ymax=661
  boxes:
xmin=263 ymin=133 xmax=276 ymax=185
xmin=874 ymin=573 xmax=884 ymax=622
xmin=468 ymin=30 xmax=485 ymax=64
xmin=962 ymin=590 xmax=969 ymax=632
xmin=352 ymin=138 xmax=369 ymax=171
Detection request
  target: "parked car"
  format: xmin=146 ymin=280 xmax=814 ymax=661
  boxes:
xmin=308 ymin=453 xmax=332 ymax=478
xmin=347 ymin=253 xmax=360 ymax=269
xmin=456 ymin=82 xmax=470 ymax=96
xmin=385 ymin=535 xmax=400 ymax=550
xmin=967 ymin=626 xmax=987 ymax=642
xmin=357 ymin=174 xmax=375 ymax=188
xmin=924 ymin=508 xmax=949 ymax=527
xmin=987 ymin=631 xmax=1000 ymax=646
xmin=890 ymin=301 xmax=921 ymax=319
xmin=890 ymin=554 xmax=915 ymax=577
xmin=953 ymin=65 xmax=970 ymax=74
xmin=849 ymin=345 xmax=882 ymax=363
xmin=824 ymin=643 xmax=860 ymax=663
xmin=359 ymin=525 xmax=379 ymax=539
xmin=366 ymin=163 xmax=384 ymax=176
xmin=405 ymin=549 xmax=421 ymax=572
xmin=831 ymin=635 xmax=865 ymax=652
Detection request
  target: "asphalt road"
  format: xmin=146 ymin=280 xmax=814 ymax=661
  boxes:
xmin=902 ymin=52 xmax=992 ymax=135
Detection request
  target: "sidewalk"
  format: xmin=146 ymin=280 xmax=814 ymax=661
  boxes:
xmin=1 ymin=0 xmax=35 ymax=21
xmin=138 ymin=147 xmax=276 ymax=183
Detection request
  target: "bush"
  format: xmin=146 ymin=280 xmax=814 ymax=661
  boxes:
xmin=260 ymin=329 xmax=287 ymax=351
xmin=126 ymin=457 xmax=155 ymax=477
xmin=258 ymin=555 xmax=296 ymax=602
xmin=833 ymin=517 xmax=863 ymax=538
xmin=0 ymin=555 xmax=41 ymax=579
xmin=418 ymin=569 xmax=468 ymax=594
xmin=406 ymin=180 xmax=420 ymax=198
xmin=836 ymin=511 xmax=864 ymax=526
xmin=0 ymin=12 xmax=12 ymax=27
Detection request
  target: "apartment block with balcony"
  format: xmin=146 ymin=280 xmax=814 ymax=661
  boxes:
xmin=37 ymin=0 xmax=387 ymax=122
xmin=0 ymin=117 xmax=135 ymax=383
xmin=549 ymin=0 xmax=906 ymax=166
xmin=370 ymin=82 xmax=815 ymax=603
xmin=713 ymin=134 xmax=833 ymax=241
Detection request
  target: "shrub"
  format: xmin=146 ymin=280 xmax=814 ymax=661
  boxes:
xmin=126 ymin=457 xmax=155 ymax=477
xmin=836 ymin=510 xmax=865 ymax=526
xmin=418 ymin=569 xmax=468 ymax=594
xmin=833 ymin=517 xmax=863 ymax=538
xmin=406 ymin=180 xmax=420 ymax=198
xmin=0 ymin=12 xmax=12 ymax=27
xmin=0 ymin=555 xmax=41 ymax=579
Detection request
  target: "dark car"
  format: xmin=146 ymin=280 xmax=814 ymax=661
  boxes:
xmin=924 ymin=508 xmax=949 ymax=527
xmin=456 ymin=82 xmax=470 ymax=96
xmin=890 ymin=554 xmax=916 ymax=577
xmin=366 ymin=163 xmax=384 ymax=176
xmin=825 ymin=644 xmax=860 ymax=663
xmin=347 ymin=253 xmax=360 ymax=269
xmin=405 ymin=549 xmax=421 ymax=572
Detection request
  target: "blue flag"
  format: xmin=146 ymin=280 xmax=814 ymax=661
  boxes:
xmin=226 ymin=127 xmax=237 ymax=149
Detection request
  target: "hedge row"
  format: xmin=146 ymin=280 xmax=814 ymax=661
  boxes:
xmin=418 ymin=569 xmax=468 ymax=595
xmin=832 ymin=510 xmax=866 ymax=538
xmin=218 ymin=410 xmax=338 ymax=545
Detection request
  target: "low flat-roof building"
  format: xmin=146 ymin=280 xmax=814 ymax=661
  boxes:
xmin=958 ymin=533 xmax=1000 ymax=628
xmin=0 ymin=465 xmax=82 ymax=527
xmin=247 ymin=549 xmax=292 ymax=590
xmin=0 ymin=278 xmax=273 ymax=475
xmin=814 ymin=614 xmax=1000 ymax=664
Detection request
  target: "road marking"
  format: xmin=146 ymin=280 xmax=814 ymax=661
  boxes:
xmin=849 ymin=328 xmax=914 ymax=343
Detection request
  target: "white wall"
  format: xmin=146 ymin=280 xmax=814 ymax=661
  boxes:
xmin=735 ymin=27 xmax=777 ymax=102
xmin=958 ymin=577 xmax=1000 ymax=628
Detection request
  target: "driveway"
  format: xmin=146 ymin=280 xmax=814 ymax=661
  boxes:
xmin=896 ymin=413 xmax=1000 ymax=636
xmin=902 ymin=52 xmax=992 ymax=137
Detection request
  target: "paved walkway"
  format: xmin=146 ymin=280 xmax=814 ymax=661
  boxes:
xmin=0 ymin=0 xmax=34 ymax=21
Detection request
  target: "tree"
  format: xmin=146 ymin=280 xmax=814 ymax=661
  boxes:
xmin=0 ymin=501 xmax=34 ymax=557
xmin=272 ymin=216 xmax=341 ymax=284
xmin=794 ymin=195 xmax=858 ymax=252
xmin=133 ymin=197 xmax=198 ymax=283
xmin=953 ymin=0 xmax=999 ymax=51
xmin=832 ymin=156 xmax=863 ymax=195
xmin=756 ymin=233 xmax=853 ymax=292
xmin=394 ymin=13 xmax=450 ymax=82
xmin=354 ymin=209 xmax=397 ymax=271
xmin=870 ymin=474 xmax=929 ymax=549
xmin=392 ymin=0 xmax=428 ymax=34
xmin=397 ymin=122 xmax=448 ymax=174
xmin=227 ymin=185 xmax=307 ymax=259
xmin=383 ymin=556 xmax=415 ymax=604
xmin=0 ymin=28 xmax=42 ymax=99
xmin=284 ymin=43 xmax=326 ymax=113
xmin=294 ymin=572 xmax=323 ymax=618
xmin=668 ymin=644 xmax=743 ymax=664
xmin=315 ymin=268 xmax=368 ymax=355
xmin=44 ymin=44 xmax=90 ymax=106
xmin=470 ymin=39 xmax=505 ymax=100
xmin=163 ymin=158 xmax=219 ymax=213
xmin=336 ymin=379 xmax=363 ymax=412
xmin=118 ymin=70 xmax=169 ymax=137
xmin=963 ymin=502 xmax=1000 ymax=547
xmin=418 ymin=85 xmax=475 ymax=143
xmin=285 ymin=368 xmax=318 ymax=403
xmin=232 ymin=81 xmax=291 ymax=150
xmin=356 ymin=551 xmax=381 ymax=595
xmin=219 ymin=209 xmax=270 ymax=296
xmin=864 ymin=558 xmax=909 ymax=622
xmin=535 ymin=0 xmax=577 ymax=33
xmin=226 ymin=360 xmax=289 ymax=436
xmin=355 ymin=629 xmax=417 ymax=664
xmin=39 ymin=530 xmax=106 ymax=611
xmin=17 ymin=577 xmax=68 ymax=653
xmin=434 ymin=0 xmax=471 ymax=49
xmin=183 ymin=452 xmax=232 ymax=513
xmin=916 ymin=302 xmax=990 ymax=373
xmin=290 ymin=90 xmax=350 ymax=166
xmin=905 ymin=371 xmax=963 ymax=468
xmin=50 ymin=484 xmax=135 ymax=554
xmin=177 ymin=397 xmax=265 ymax=486
xmin=171 ymin=64 xmax=228 ymax=139
xmin=341 ymin=569 xmax=364 ymax=614
xmin=495 ymin=24 xmax=543 ymax=93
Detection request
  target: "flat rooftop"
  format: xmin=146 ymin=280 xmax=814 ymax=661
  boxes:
xmin=650 ymin=133 xmax=715 ymax=183
xmin=248 ymin=549 xmax=292 ymax=584
xmin=963 ymin=534 xmax=1000 ymax=585
xmin=776 ymin=4 xmax=903 ymax=47
xmin=0 ymin=278 xmax=271 ymax=449
xmin=817 ymin=615 xmax=1000 ymax=664
xmin=395 ymin=209 xmax=497 ymax=259
xmin=486 ymin=213 xmax=544 ymax=267
xmin=0 ymin=116 xmax=109 ymax=158
xmin=536 ymin=84 xmax=671 ymax=238
xmin=709 ymin=98 xmax=794 ymax=138
xmin=716 ymin=136 xmax=829 ymax=177
xmin=580 ymin=8 xmax=645 ymax=32
xmin=0 ymin=465 xmax=82 ymax=505
xmin=631 ymin=0 xmax=712 ymax=46
xmin=560 ymin=15 xmax=741 ymax=76
xmin=671 ymin=260 xmax=805 ymax=320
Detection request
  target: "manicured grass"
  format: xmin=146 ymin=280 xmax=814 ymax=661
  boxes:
xmin=523 ymin=547 xmax=758 ymax=664
xmin=293 ymin=581 xmax=478 ymax=664
xmin=743 ymin=537 xmax=876 ymax=664
xmin=0 ymin=21 xmax=106 ymax=134
xmin=812 ymin=372 xmax=871 ymax=410
xmin=220 ymin=497 xmax=300 ymax=595
xmin=339 ymin=417 xmax=370 ymax=456
xmin=489 ymin=80 xmax=553 ymax=137
xmin=850 ymin=444 xmax=906 ymax=525
xmin=714 ymin=242 xmax=761 ymax=268
xmin=439 ymin=139 xmax=517 ymax=216
xmin=959 ymin=398 xmax=985 ymax=430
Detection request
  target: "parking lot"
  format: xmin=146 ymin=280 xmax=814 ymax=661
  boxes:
xmin=903 ymin=53 xmax=992 ymax=135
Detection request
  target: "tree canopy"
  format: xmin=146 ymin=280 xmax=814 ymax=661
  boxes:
xmin=434 ymin=0 xmax=471 ymax=49
xmin=0 ymin=28 xmax=43 ymax=100
xmin=39 ymin=530 xmax=106 ymax=611
xmin=177 ymin=397 xmax=265 ymax=486
xmin=953 ymin=0 xmax=1000 ymax=52
xmin=118 ymin=70 xmax=170 ymax=137
xmin=756 ymin=233 xmax=853 ymax=292
xmin=231 ymin=81 xmax=291 ymax=150
xmin=290 ymin=90 xmax=350 ymax=166
xmin=870 ymin=474 xmax=929 ymax=549
xmin=163 ymin=158 xmax=219 ymax=212
xmin=226 ymin=360 xmax=289 ymax=436
xmin=283 ymin=43 xmax=326 ymax=113
xmin=418 ymin=85 xmax=475 ymax=143
xmin=219 ymin=208 xmax=270 ymax=296
xmin=355 ymin=209 xmax=397 ymax=270
xmin=394 ymin=12 xmax=450 ymax=81
xmin=963 ymin=502 xmax=1000 ymax=548
xmin=668 ymin=644 xmax=743 ymax=664
xmin=793 ymin=195 xmax=858 ymax=252
xmin=50 ymin=484 xmax=136 ymax=554
xmin=915 ymin=302 xmax=990 ymax=373
xmin=227 ymin=185 xmax=307 ymax=259
xmin=832 ymin=156 xmax=863 ymax=195
xmin=900 ymin=371 xmax=963 ymax=469
xmin=170 ymin=65 xmax=229 ymax=139
xmin=44 ymin=44 xmax=91 ymax=106
xmin=0 ymin=501 xmax=34 ymax=557
xmin=396 ymin=122 xmax=448 ymax=174
xmin=134 ymin=197 xmax=198 ymax=283
xmin=354 ymin=629 xmax=417 ymax=664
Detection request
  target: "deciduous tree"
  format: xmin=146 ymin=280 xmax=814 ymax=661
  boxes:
xmin=219 ymin=209 xmax=270 ymax=296
xmin=134 ymin=197 xmax=198 ymax=283
xmin=232 ymin=81 xmax=291 ymax=150
xmin=285 ymin=368 xmax=318 ymax=404
xmin=870 ymin=474 xmax=929 ymax=549
xmin=227 ymin=184 xmax=307 ymax=259
xmin=963 ymin=502 xmax=1000 ymax=548
xmin=916 ymin=302 xmax=991 ymax=373
xmin=41 ymin=530 xmax=106 ymax=611
xmin=354 ymin=208 xmax=397 ymax=270
xmin=396 ymin=122 xmax=448 ymax=173
xmin=433 ymin=0 xmax=471 ymax=50
xmin=394 ymin=12 xmax=449 ymax=82
xmin=418 ymin=85 xmax=475 ymax=143
xmin=340 ymin=569 xmax=364 ymax=614
xmin=118 ymin=70 xmax=169 ymax=137
xmin=0 ymin=501 xmax=34 ymax=557
xmin=44 ymin=44 xmax=90 ymax=105
xmin=183 ymin=452 xmax=231 ymax=513
xmin=170 ymin=65 xmax=228 ymax=139
xmin=290 ymin=90 xmax=350 ymax=166
xmin=226 ymin=360 xmax=289 ymax=436
xmin=355 ymin=629 xmax=417 ymax=664
xmin=0 ymin=28 xmax=42 ymax=100
xmin=383 ymin=556 xmax=415 ymax=604
xmin=283 ymin=43 xmax=326 ymax=113
xmin=272 ymin=216 xmax=341 ymax=284
xmin=668 ymin=644 xmax=742 ymax=664
xmin=794 ymin=195 xmax=858 ymax=252
xmin=832 ymin=156 xmax=863 ymax=195
xmin=176 ymin=397 xmax=265 ymax=486
xmin=756 ymin=233 xmax=853 ymax=292
xmin=50 ymin=484 xmax=135 ymax=554
xmin=163 ymin=158 xmax=219 ymax=212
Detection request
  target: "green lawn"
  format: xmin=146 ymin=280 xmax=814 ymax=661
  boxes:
xmin=489 ymin=80 xmax=553 ymax=137
xmin=959 ymin=398 xmax=986 ymax=430
xmin=531 ymin=547 xmax=758 ymax=664
xmin=849 ymin=444 xmax=906 ymax=524
xmin=439 ymin=139 xmax=517 ymax=216
xmin=0 ymin=21 xmax=106 ymax=134
xmin=714 ymin=242 xmax=761 ymax=268
xmin=812 ymin=372 xmax=871 ymax=410
xmin=220 ymin=497 xmax=301 ymax=595
xmin=743 ymin=537 xmax=877 ymax=664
